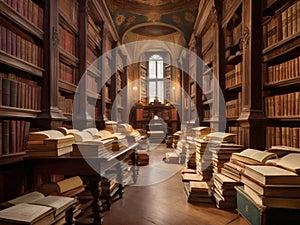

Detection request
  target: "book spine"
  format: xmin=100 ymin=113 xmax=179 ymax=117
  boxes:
xmin=2 ymin=120 xmax=10 ymax=155
xmin=9 ymin=120 xmax=17 ymax=154
xmin=2 ymin=78 xmax=11 ymax=106
xmin=10 ymin=80 xmax=18 ymax=107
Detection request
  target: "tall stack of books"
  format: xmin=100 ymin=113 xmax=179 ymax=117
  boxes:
xmin=26 ymin=130 xmax=75 ymax=157
xmin=194 ymin=140 xmax=213 ymax=181
xmin=241 ymin=153 xmax=300 ymax=210
xmin=172 ymin=130 xmax=182 ymax=149
xmin=211 ymin=173 xmax=242 ymax=209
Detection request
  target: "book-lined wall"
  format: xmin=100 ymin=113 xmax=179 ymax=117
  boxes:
xmin=262 ymin=0 xmax=300 ymax=149
xmin=0 ymin=0 xmax=120 ymax=201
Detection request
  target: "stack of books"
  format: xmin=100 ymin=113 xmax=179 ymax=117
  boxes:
xmin=172 ymin=130 xmax=182 ymax=148
xmin=0 ymin=191 xmax=78 ymax=225
xmin=209 ymin=142 xmax=244 ymax=174
xmin=241 ymin=153 xmax=300 ymax=209
xmin=183 ymin=181 xmax=212 ymax=204
xmin=26 ymin=130 xmax=75 ymax=157
xmin=221 ymin=148 xmax=277 ymax=182
xmin=211 ymin=173 xmax=242 ymax=209
xmin=194 ymin=140 xmax=213 ymax=181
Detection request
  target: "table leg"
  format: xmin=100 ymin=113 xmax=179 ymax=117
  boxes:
xmin=88 ymin=175 xmax=103 ymax=225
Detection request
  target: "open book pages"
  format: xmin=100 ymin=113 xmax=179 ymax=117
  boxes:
xmin=0 ymin=203 xmax=54 ymax=224
xmin=267 ymin=146 xmax=300 ymax=157
xmin=204 ymin=132 xmax=237 ymax=142
xmin=8 ymin=191 xmax=45 ymax=205
xmin=73 ymin=131 xmax=94 ymax=142
xmin=266 ymin=153 xmax=300 ymax=174
xmin=82 ymin=128 xmax=101 ymax=139
xmin=231 ymin=148 xmax=277 ymax=165
xmin=28 ymin=130 xmax=65 ymax=141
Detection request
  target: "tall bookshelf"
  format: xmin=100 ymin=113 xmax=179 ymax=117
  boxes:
xmin=262 ymin=0 xmax=300 ymax=148
xmin=0 ymin=0 xmax=46 ymax=200
xmin=222 ymin=1 xmax=244 ymax=145
xmin=0 ymin=0 xmax=119 ymax=201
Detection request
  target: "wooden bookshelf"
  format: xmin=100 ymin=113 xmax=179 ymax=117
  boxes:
xmin=262 ymin=0 xmax=300 ymax=149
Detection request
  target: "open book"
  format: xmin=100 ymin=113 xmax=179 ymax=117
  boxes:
xmin=0 ymin=203 xmax=54 ymax=225
xmin=204 ymin=132 xmax=236 ymax=142
xmin=267 ymin=145 xmax=300 ymax=157
xmin=7 ymin=191 xmax=77 ymax=216
xmin=231 ymin=148 xmax=277 ymax=165
xmin=266 ymin=153 xmax=300 ymax=174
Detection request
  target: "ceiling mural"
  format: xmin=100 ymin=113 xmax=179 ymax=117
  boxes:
xmin=105 ymin=0 xmax=199 ymax=44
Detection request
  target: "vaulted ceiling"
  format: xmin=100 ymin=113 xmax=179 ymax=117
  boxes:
xmin=105 ymin=0 xmax=200 ymax=46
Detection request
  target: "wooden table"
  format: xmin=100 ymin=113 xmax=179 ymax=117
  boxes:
xmin=25 ymin=143 xmax=138 ymax=225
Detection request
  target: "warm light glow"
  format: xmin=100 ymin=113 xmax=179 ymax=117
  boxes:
xmin=132 ymin=86 xmax=138 ymax=91
xmin=154 ymin=115 xmax=159 ymax=120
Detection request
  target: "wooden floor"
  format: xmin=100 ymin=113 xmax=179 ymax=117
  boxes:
xmin=102 ymin=144 xmax=249 ymax=225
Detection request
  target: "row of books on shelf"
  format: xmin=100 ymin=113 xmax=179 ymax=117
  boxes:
xmin=3 ymin=0 xmax=44 ymax=30
xmin=266 ymin=126 xmax=300 ymax=148
xmin=0 ymin=119 xmax=30 ymax=156
xmin=58 ymin=25 xmax=76 ymax=56
xmin=228 ymin=126 xmax=245 ymax=146
xmin=58 ymin=0 xmax=78 ymax=28
xmin=267 ymin=56 xmax=300 ymax=83
xmin=226 ymin=92 xmax=242 ymax=118
xmin=225 ymin=22 xmax=242 ymax=50
xmin=202 ymin=72 xmax=212 ymax=94
xmin=264 ymin=0 xmax=300 ymax=48
xmin=225 ymin=63 xmax=242 ymax=89
xmin=59 ymin=62 xmax=77 ymax=85
xmin=0 ymin=25 xmax=44 ymax=67
xmin=0 ymin=73 xmax=41 ymax=110
xmin=58 ymin=93 xmax=73 ymax=115
xmin=264 ymin=91 xmax=300 ymax=117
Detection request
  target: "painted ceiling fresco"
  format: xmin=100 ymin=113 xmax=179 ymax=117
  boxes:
xmin=105 ymin=0 xmax=199 ymax=42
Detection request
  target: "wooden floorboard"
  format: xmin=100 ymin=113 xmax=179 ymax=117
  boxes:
xmin=102 ymin=144 xmax=249 ymax=225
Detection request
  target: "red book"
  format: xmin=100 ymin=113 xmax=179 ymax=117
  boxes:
xmin=23 ymin=0 xmax=28 ymax=21
xmin=16 ymin=35 xmax=21 ymax=58
xmin=9 ymin=120 xmax=17 ymax=154
xmin=6 ymin=29 xmax=12 ymax=55
xmin=2 ymin=120 xmax=10 ymax=155
xmin=10 ymin=0 xmax=17 ymax=10
xmin=38 ymin=6 xmax=44 ymax=30
xmin=1 ymin=26 xmax=6 ymax=52
xmin=32 ymin=2 xmax=39 ymax=27
xmin=17 ymin=0 xmax=24 ymax=15
xmin=11 ymin=32 xmax=16 ymax=56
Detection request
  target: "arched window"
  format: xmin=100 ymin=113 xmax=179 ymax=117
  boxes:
xmin=148 ymin=54 xmax=164 ymax=103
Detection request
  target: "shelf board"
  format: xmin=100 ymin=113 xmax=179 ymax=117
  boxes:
xmin=59 ymin=48 xmax=79 ymax=67
xmin=87 ymin=90 xmax=101 ymax=100
xmin=0 ymin=152 xmax=26 ymax=166
xmin=63 ymin=113 xmax=72 ymax=121
xmin=226 ymin=52 xmax=243 ymax=65
xmin=202 ymin=99 xmax=213 ymax=105
xmin=227 ymin=117 xmax=239 ymax=122
xmin=262 ymin=33 xmax=300 ymax=63
xmin=0 ymin=105 xmax=40 ymax=118
xmin=202 ymin=119 xmax=212 ymax=123
xmin=267 ymin=116 xmax=300 ymax=121
xmin=59 ymin=80 xmax=77 ymax=93
xmin=87 ymin=66 xmax=101 ymax=78
xmin=0 ymin=1 xmax=44 ymax=40
xmin=59 ymin=11 xmax=79 ymax=34
xmin=263 ymin=0 xmax=291 ymax=16
xmin=226 ymin=83 xmax=242 ymax=92
xmin=264 ymin=77 xmax=300 ymax=89
xmin=0 ymin=50 xmax=44 ymax=77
